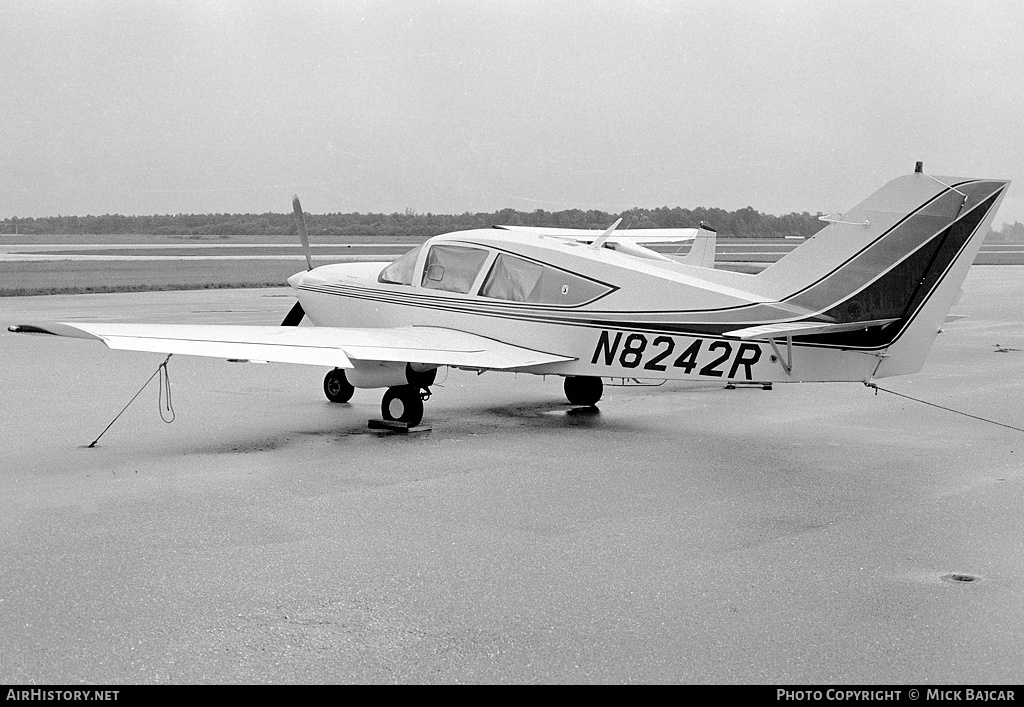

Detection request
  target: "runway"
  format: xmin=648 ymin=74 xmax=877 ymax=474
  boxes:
xmin=2 ymin=269 xmax=1023 ymax=684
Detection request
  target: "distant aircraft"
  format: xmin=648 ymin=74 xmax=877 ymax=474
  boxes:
xmin=10 ymin=167 xmax=1011 ymax=428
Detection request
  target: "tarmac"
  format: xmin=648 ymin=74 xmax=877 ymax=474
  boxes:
xmin=1 ymin=268 xmax=1023 ymax=684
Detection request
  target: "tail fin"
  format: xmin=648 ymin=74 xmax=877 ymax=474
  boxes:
xmin=679 ymin=224 xmax=717 ymax=268
xmin=755 ymin=171 xmax=1009 ymax=378
xmin=874 ymin=176 xmax=1009 ymax=377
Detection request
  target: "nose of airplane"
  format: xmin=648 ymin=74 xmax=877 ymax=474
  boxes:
xmin=287 ymin=271 xmax=306 ymax=289
xmin=287 ymin=261 xmax=391 ymax=292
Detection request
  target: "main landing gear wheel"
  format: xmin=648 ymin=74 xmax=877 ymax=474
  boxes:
xmin=381 ymin=385 xmax=425 ymax=426
xmin=323 ymin=368 xmax=354 ymax=403
xmin=563 ymin=376 xmax=603 ymax=406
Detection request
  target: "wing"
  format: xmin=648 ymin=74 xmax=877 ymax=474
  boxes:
xmin=495 ymin=225 xmax=700 ymax=244
xmin=8 ymin=323 xmax=574 ymax=370
xmin=495 ymin=224 xmax=716 ymax=267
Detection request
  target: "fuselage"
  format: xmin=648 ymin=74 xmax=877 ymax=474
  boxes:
xmin=287 ymin=174 xmax=1010 ymax=385
xmin=287 ymin=229 xmax=879 ymax=383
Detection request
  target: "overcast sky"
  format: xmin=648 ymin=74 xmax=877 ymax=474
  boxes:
xmin=2 ymin=0 xmax=1022 ymax=226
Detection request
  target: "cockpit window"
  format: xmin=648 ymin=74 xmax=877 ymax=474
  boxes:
xmin=378 ymin=245 xmax=422 ymax=285
xmin=479 ymin=252 xmax=612 ymax=305
xmin=480 ymin=253 xmax=544 ymax=301
xmin=420 ymin=245 xmax=489 ymax=294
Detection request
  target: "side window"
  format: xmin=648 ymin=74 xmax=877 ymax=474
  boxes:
xmin=479 ymin=252 xmax=613 ymax=305
xmin=480 ymin=253 xmax=611 ymax=305
xmin=480 ymin=253 xmax=544 ymax=302
xmin=526 ymin=266 xmax=609 ymax=305
xmin=378 ymin=245 xmax=422 ymax=285
xmin=421 ymin=245 xmax=489 ymax=294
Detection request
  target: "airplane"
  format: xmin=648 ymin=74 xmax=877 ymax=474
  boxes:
xmin=9 ymin=165 xmax=1011 ymax=429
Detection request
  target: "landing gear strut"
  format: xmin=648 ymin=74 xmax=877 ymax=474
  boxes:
xmin=381 ymin=385 xmax=428 ymax=426
xmin=323 ymin=368 xmax=354 ymax=403
xmin=563 ymin=376 xmax=603 ymax=406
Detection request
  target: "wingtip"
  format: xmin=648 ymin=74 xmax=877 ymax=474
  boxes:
xmin=7 ymin=323 xmax=104 ymax=340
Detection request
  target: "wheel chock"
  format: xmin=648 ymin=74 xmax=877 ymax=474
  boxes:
xmin=367 ymin=419 xmax=432 ymax=434
xmin=725 ymin=381 xmax=773 ymax=390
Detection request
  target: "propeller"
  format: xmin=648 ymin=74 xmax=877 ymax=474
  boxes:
xmin=588 ymin=218 xmax=623 ymax=250
xmin=281 ymin=300 xmax=305 ymax=326
xmin=292 ymin=195 xmax=314 ymax=270
xmin=282 ymin=195 xmax=313 ymax=327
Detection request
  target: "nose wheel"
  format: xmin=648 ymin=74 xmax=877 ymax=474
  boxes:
xmin=381 ymin=385 xmax=427 ymax=426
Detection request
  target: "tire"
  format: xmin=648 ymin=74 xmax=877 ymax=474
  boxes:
xmin=323 ymin=368 xmax=354 ymax=403
xmin=381 ymin=386 xmax=424 ymax=426
xmin=563 ymin=376 xmax=603 ymax=406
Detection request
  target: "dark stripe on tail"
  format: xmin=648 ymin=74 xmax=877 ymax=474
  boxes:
xmin=794 ymin=187 xmax=1003 ymax=348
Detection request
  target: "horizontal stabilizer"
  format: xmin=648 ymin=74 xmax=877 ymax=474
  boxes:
xmin=723 ymin=318 xmax=899 ymax=340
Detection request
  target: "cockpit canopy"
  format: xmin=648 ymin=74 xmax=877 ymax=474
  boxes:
xmin=378 ymin=242 xmax=612 ymax=306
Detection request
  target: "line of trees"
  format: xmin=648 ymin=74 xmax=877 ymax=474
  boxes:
xmin=2 ymin=209 xmax=1020 ymax=241
xmin=985 ymin=221 xmax=1024 ymax=243
xmin=1 ymin=206 xmax=828 ymax=239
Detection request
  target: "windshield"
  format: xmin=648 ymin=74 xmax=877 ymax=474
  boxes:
xmin=377 ymin=245 xmax=423 ymax=285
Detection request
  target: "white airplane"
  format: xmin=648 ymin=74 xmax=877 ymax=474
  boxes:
xmin=9 ymin=167 xmax=1011 ymax=428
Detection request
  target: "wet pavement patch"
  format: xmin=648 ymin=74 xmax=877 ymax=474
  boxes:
xmin=941 ymin=572 xmax=982 ymax=584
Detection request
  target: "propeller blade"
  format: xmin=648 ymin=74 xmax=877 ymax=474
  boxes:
xmin=292 ymin=195 xmax=313 ymax=270
xmin=588 ymin=218 xmax=623 ymax=250
xmin=281 ymin=301 xmax=305 ymax=327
